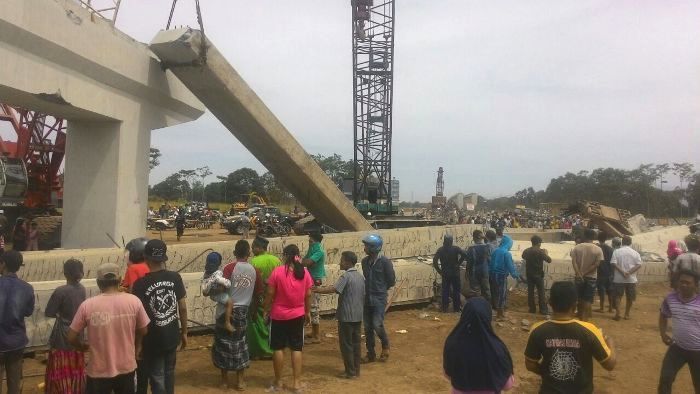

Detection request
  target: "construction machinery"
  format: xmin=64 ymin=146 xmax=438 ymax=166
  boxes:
xmin=0 ymin=104 xmax=65 ymax=248
xmin=431 ymin=167 xmax=447 ymax=208
xmin=351 ymin=0 xmax=397 ymax=216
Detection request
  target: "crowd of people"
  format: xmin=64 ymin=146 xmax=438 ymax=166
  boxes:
xmin=434 ymin=224 xmax=700 ymax=393
xmin=0 ymin=231 xmax=396 ymax=394
xmin=3 ymin=223 xmax=700 ymax=393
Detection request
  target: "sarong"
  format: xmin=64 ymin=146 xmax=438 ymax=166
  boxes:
xmin=44 ymin=349 xmax=85 ymax=394
xmin=212 ymin=306 xmax=250 ymax=371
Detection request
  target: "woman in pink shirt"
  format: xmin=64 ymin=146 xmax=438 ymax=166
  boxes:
xmin=263 ymin=244 xmax=313 ymax=393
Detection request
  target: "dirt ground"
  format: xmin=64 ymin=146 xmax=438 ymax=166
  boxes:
xmin=20 ymin=282 xmax=692 ymax=393
xmin=147 ymin=226 xmax=251 ymax=244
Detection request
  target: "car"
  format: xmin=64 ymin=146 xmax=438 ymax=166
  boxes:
xmin=222 ymin=214 xmax=251 ymax=235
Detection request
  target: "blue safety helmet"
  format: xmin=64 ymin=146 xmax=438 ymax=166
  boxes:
xmin=362 ymin=234 xmax=383 ymax=254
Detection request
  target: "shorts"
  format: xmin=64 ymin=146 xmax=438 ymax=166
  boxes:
xmin=270 ymin=316 xmax=305 ymax=352
xmin=576 ymin=277 xmax=597 ymax=303
xmin=311 ymin=279 xmax=322 ymax=325
xmin=613 ymin=282 xmax=637 ymax=302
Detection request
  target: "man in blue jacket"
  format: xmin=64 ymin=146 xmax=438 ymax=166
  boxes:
xmin=361 ymin=234 xmax=395 ymax=364
xmin=489 ymin=235 xmax=521 ymax=320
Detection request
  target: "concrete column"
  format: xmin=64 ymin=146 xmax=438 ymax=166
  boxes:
xmin=62 ymin=117 xmax=150 ymax=249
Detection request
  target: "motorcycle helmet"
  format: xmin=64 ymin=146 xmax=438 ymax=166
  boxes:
xmin=125 ymin=237 xmax=149 ymax=262
xmin=362 ymin=234 xmax=383 ymax=254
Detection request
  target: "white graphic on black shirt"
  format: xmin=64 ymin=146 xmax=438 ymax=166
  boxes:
xmin=145 ymin=282 xmax=178 ymax=327
xmin=549 ymin=349 xmax=580 ymax=381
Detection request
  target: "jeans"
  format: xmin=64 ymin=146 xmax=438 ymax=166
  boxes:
xmin=338 ymin=321 xmax=361 ymax=376
xmin=0 ymin=349 xmax=23 ymax=394
xmin=363 ymin=303 xmax=389 ymax=358
xmin=136 ymin=348 xmax=177 ymax=394
xmin=467 ymin=263 xmax=490 ymax=299
xmin=441 ymin=275 xmax=462 ymax=312
xmin=86 ymin=371 xmax=136 ymax=394
xmin=527 ymin=276 xmax=548 ymax=314
xmin=658 ymin=344 xmax=700 ymax=394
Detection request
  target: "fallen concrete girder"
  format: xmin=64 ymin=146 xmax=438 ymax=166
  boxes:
xmin=149 ymin=28 xmax=372 ymax=232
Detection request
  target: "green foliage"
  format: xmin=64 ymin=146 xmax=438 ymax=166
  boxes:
xmin=149 ymin=147 xmax=161 ymax=170
xmin=311 ymin=153 xmax=353 ymax=187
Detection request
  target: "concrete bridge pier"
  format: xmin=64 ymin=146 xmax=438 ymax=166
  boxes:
xmin=0 ymin=0 xmax=205 ymax=248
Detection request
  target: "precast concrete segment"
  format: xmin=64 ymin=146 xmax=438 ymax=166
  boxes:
xmin=0 ymin=0 xmax=204 ymax=249
xmin=149 ymin=28 xmax=372 ymax=232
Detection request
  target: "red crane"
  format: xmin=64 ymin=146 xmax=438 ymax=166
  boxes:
xmin=0 ymin=103 xmax=66 ymax=210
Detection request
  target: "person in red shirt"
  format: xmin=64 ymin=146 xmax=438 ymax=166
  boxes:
xmin=121 ymin=238 xmax=150 ymax=292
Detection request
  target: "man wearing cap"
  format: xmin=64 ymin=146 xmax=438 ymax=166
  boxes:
xmin=247 ymin=236 xmax=281 ymax=359
xmin=0 ymin=251 xmax=34 ymax=394
xmin=68 ymin=262 xmax=150 ymax=394
xmin=132 ymin=240 xmax=188 ymax=394
xmin=302 ymin=232 xmax=326 ymax=344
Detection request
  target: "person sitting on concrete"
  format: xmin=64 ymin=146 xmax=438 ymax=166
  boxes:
xmin=658 ymin=270 xmax=700 ymax=393
xmin=444 ymin=297 xmax=515 ymax=393
xmin=314 ymin=251 xmax=365 ymax=379
xmin=570 ymin=229 xmax=604 ymax=322
xmin=361 ymin=234 xmax=395 ymax=363
xmin=433 ymin=234 xmax=467 ymax=313
xmin=0 ymin=251 xmax=34 ymax=394
xmin=465 ymin=230 xmax=491 ymax=299
xmin=522 ymin=235 xmax=551 ymax=315
xmin=489 ymin=235 xmax=521 ymax=320
xmin=525 ymin=281 xmax=616 ymax=393
xmin=610 ymin=236 xmax=642 ymax=321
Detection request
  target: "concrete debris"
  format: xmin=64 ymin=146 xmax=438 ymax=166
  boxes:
xmin=396 ymin=330 xmax=408 ymax=334
xmin=521 ymin=319 xmax=531 ymax=326
xmin=496 ymin=322 xmax=505 ymax=328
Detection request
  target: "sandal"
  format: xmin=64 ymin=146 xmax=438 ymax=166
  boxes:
xmin=265 ymin=384 xmax=281 ymax=392
xmin=379 ymin=352 xmax=390 ymax=362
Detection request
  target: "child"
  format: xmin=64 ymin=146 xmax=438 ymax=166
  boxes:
xmin=26 ymin=222 xmax=39 ymax=251
xmin=0 ymin=251 xmax=35 ymax=394
xmin=201 ymin=252 xmax=235 ymax=332
xmin=314 ymin=251 xmax=365 ymax=378
xmin=44 ymin=259 xmax=87 ymax=393
xmin=121 ymin=237 xmax=150 ymax=292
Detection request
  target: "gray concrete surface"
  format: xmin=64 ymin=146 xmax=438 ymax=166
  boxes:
xmin=149 ymin=28 xmax=372 ymax=233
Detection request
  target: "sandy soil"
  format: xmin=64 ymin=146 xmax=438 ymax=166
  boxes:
xmin=21 ymin=282 xmax=691 ymax=394
xmin=147 ymin=226 xmax=250 ymax=244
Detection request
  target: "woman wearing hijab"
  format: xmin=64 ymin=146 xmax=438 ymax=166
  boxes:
xmin=443 ymin=297 xmax=515 ymax=393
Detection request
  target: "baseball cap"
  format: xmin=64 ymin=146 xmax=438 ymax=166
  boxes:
xmin=96 ymin=263 xmax=120 ymax=280
xmin=144 ymin=239 xmax=168 ymax=262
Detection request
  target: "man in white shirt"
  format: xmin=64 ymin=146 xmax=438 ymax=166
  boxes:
xmin=611 ymin=235 xmax=642 ymax=321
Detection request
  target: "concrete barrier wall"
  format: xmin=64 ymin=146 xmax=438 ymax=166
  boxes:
xmin=19 ymin=225 xmax=481 ymax=282
xmin=18 ymin=224 xmax=671 ymax=348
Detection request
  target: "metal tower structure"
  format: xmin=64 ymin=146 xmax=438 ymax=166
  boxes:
xmin=351 ymin=0 xmax=395 ymax=214
xmin=436 ymin=167 xmax=444 ymax=197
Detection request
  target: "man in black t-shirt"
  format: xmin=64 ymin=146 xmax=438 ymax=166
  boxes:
xmin=525 ymin=281 xmax=616 ymax=394
xmin=132 ymin=240 xmax=188 ymax=394
xmin=522 ymin=235 xmax=552 ymax=315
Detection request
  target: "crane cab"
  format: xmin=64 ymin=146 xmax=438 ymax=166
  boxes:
xmin=0 ymin=156 xmax=29 ymax=207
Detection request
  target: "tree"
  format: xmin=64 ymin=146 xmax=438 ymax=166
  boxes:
xmin=226 ymin=168 xmax=262 ymax=201
xmin=196 ymin=166 xmax=212 ymax=201
xmin=655 ymin=163 xmax=671 ymax=191
xmin=177 ymin=169 xmax=197 ymax=200
xmin=311 ymin=154 xmax=353 ymax=187
xmin=151 ymin=172 xmax=190 ymax=200
xmin=149 ymin=147 xmax=162 ymax=170
xmin=672 ymin=162 xmax=695 ymax=190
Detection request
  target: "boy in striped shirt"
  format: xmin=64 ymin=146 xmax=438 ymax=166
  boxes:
xmin=659 ymin=269 xmax=700 ymax=393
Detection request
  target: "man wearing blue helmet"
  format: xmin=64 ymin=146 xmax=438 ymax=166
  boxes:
xmin=360 ymin=233 xmax=395 ymax=363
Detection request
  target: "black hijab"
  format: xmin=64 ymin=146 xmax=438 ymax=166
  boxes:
xmin=443 ymin=297 xmax=514 ymax=392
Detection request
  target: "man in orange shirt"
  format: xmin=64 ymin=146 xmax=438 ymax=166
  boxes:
xmin=121 ymin=238 xmax=150 ymax=292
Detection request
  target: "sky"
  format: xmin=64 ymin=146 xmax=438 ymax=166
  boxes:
xmin=114 ymin=0 xmax=700 ymax=201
